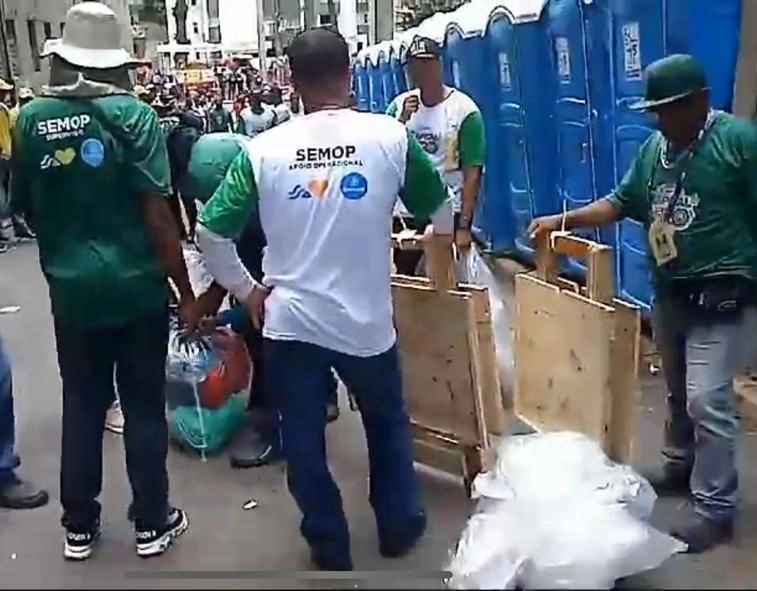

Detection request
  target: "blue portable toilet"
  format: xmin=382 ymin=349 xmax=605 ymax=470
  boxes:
xmin=545 ymin=0 xmax=611 ymax=277
xmin=352 ymin=54 xmax=370 ymax=112
xmin=389 ymin=41 xmax=409 ymax=96
xmin=378 ymin=47 xmax=396 ymax=108
xmin=366 ymin=46 xmax=385 ymax=113
xmin=484 ymin=0 xmax=554 ymax=257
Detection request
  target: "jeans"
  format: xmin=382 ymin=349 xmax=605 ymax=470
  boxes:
xmin=264 ymin=339 xmax=423 ymax=552
xmin=653 ymin=298 xmax=757 ymax=522
xmin=0 ymin=331 xmax=19 ymax=484
xmin=54 ymin=310 xmax=171 ymax=531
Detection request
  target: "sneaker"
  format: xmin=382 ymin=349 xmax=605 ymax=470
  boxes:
xmin=64 ymin=522 xmax=101 ymax=561
xmin=104 ymin=401 xmax=124 ymax=435
xmin=671 ymin=516 xmax=734 ymax=554
xmin=135 ymin=507 xmax=189 ymax=558
xmin=310 ymin=543 xmax=353 ymax=571
xmin=379 ymin=512 xmax=427 ymax=558
xmin=0 ymin=476 xmax=49 ymax=510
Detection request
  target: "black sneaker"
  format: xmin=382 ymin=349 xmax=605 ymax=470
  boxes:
xmin=310 ymin=544 xmax=353 ymax=571
xmin=229 ymin=435 xmax=282 ymax=469
xmin=379 ymin=512 xmax=427 ymax=558
xmin=135 ymin=507 xmax=189 ymax=558
xmin=64 ymin=521 xmax=101 ymax=561
xmin=0 ymin=476 xmax=49 ymax=510
xmin=671 ymin=516 xmax=734 ymax=554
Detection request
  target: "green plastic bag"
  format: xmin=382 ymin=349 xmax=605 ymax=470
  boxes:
xmin=168 ymin=392 xmax=247 ymax=455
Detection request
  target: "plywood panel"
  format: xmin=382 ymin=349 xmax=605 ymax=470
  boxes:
xmin=514 ymin=273 xmax=615 ymax=444
xmin=608 ymin=298 xmax=641 ymax=463
xmin=392 ymin=284 xmax=482 ymax=444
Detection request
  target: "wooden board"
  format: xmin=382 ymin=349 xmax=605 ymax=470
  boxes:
xmin=392 ymin=274 xmax=506 ymax=436
xmin=514 ymin=273 xmax=616 ymax=446
xmin=732 ymin=0 xmax=757 ymax=118
xmin=392 ymin=282 xmax=486 ymax=445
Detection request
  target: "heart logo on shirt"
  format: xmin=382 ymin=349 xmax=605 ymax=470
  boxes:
xmin=54 ymin=148 xmax=76 ymax=165
xmin=308 ymin=179 xmax=329 ymax=198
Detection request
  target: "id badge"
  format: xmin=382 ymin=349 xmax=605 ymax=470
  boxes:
xmin=649 ymin=220 xmax=678 ymax=266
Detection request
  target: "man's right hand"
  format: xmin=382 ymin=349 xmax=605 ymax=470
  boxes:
xmin=399 ymin=95 xmax=420 ymax=123
xmin=527 ymin=215 xmax=563 ymax=241
xmin=245 ymin=284 xmax=271 ymax=330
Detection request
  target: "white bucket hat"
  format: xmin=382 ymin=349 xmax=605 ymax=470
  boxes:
xmin=42 ymin=2 xmax=133 ymax=69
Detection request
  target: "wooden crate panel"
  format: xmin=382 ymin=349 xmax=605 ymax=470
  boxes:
xmin=514 ymin=273 xmax=615 ymax=445
xmin=392 ymin=283 xmax=482 ymax=445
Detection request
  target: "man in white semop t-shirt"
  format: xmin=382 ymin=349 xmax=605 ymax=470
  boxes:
xmin=386 ymin=36 xmax=486 ymax=275
xmin=196 ymin=28 xmax=453 ymax=571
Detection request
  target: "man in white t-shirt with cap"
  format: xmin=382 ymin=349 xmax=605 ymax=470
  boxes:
xmin=387 ymin=36 xmax=486 ymax=275
xmin=196 ymin=28 xmax=453 ymax=571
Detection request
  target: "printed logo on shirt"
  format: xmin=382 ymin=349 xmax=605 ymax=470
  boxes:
xmin=36 ymin=114 xmax=92 ymax=142
xmin=340 ymin=172 xmax=368 ymax=201
xmin=290 ymin=145 xmax=363 ymax=170
xmin=651 ymin=184 xmax=700 ymax=231
xmin=413 ymin=130 xmax=441 ymax=155
xmin=39 ymin=147 xmax=76 ymax=170
xmin=288 ymin=184 xmax=314 ymax=200
xmin=80 ymin=138 xmax=105 ymax=168
xmin=288 ymin=178 xmax=329 ymax=200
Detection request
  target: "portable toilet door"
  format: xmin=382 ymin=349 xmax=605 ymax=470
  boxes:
xmin=367 ymin=50 xmax=384 ymax=113
xmin=379 ymin=49 xmax=396 ymax=108
xmin=353 ymin=57 xmax=370 ymax=112
xmin=546 ymin=0 xmax=602 ymax=277
xmin=445 ymin=23 xmax=495 ymax=246
xmin=486 ymin=3 xmax=555 ymax=258
xmin=390 ymin=46 xmax=409 ymax=96
xmin=602 ymin=0 xmax=669 ymax=309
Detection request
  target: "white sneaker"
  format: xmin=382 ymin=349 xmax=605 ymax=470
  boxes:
xmin=105 ymin=401 xmax=124 ymax=435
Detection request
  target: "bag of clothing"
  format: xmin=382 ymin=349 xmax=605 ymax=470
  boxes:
xmin=165 ymin=316 xmax=251 ymax=457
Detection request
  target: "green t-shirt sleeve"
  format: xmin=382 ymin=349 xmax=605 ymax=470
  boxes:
xmin=129 ymin=106 xmax=171 ymax=196
xmin=606 ymin=149 xmax=650 ymax=224
xmin=458 ymin=110 xmax=486 ymax=168
xmin=739 ymin=121 xmax=757 ymax=211
xmin=385 ymin=100 xmax=398 ymax=118
xmin=198 ymin=150 xmax=259 ymax=239
xmin=398 ymin=130 xmax=448 ymax=219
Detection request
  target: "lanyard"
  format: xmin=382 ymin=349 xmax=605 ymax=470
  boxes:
xmin=648 ymin=110 xmax=717 ymax=224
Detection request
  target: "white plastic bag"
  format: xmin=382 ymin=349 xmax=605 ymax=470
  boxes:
xmin=454 ymin=246 xmax=514 ymax=399
xmin=446 ymin=432 xmax=686 ymax=590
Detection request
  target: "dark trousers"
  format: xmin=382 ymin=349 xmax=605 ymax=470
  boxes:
xmin=54 ymin=309 xmax=170 ymax=531
xmin=264 ymin=339 xmax=423 ymax=552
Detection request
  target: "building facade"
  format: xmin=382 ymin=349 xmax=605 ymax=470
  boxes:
xmin=1 ymin=0 xmax=134 ymax=89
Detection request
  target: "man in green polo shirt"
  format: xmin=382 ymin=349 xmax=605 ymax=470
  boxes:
xmin=11 ymin=2 xmax=195 ymax=561
xmin=529 ymin=54 xmax=757 ymax=553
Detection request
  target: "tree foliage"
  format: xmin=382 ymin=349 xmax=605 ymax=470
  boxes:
xmin=395 ymin=0 xmax=468 ymax=30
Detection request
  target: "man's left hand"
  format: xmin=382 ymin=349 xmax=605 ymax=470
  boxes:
xmin=455 ymin=228 xmax=473 ymax=251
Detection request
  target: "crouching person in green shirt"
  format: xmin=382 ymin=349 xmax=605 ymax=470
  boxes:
xmin=529 ymin=54 xmax=757 ymax=553
xmin=11 ymin=2 xmax=195 ymax=561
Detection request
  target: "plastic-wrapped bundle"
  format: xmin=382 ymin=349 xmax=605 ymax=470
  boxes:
xmin=165 ymin=319 xmax=251 ymax=458
xmin=446 ymin=432 xmax=687 ymax=590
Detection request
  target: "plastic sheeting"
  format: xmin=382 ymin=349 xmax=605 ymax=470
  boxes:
xmin=447 ymin=432 xmax=686 ymax=589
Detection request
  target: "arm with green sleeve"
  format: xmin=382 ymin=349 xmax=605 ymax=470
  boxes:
xmin=738 ymin=120 xmax=757 ymax=237
xmin=458 ymin=109 xmax=486 ymax=225
xmin=195 ymin=150 xmax=263 ymax=301
xmin=398 ymin=130 xmax=454 ymax=234
xmin=386 ymin=100 xmax=398 ymax=118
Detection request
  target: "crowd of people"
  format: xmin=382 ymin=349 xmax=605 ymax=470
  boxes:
xmin=1 ymin=0 xmax=754 ymax=577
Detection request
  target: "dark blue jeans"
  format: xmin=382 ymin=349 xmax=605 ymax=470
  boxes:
xmin=264 ymin=339 xmax=423 ymax=552
xmin=0 ymin=331 xmax=20 ymax=485
xmin=54 ymin=310 xmax=171 ymax=531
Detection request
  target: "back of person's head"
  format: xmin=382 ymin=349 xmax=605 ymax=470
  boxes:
xmin=288 ymin=28 xmax=350 ymax=91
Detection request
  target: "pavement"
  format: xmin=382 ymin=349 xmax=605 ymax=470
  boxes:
xmin=0 ymin=242 xmax=756 ymax=589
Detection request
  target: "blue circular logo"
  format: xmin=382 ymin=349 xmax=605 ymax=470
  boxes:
xmin=340 ymin=172 xmax=368 ymax=200
xmin=80 ymin=138 xmax=105 ymax=168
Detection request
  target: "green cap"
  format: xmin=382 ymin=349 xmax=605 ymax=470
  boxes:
xmin=630 ymin=54 xmax=707 ymax=111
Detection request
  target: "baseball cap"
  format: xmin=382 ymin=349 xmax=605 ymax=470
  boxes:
xmin=407 ymin=36 xmax=442 ymax=60
xmin=630 ymin=54 xmax=707 ymax=111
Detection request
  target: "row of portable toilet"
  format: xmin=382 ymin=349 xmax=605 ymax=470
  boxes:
xmin=353 ymin=0 xmax=742 ymax=311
